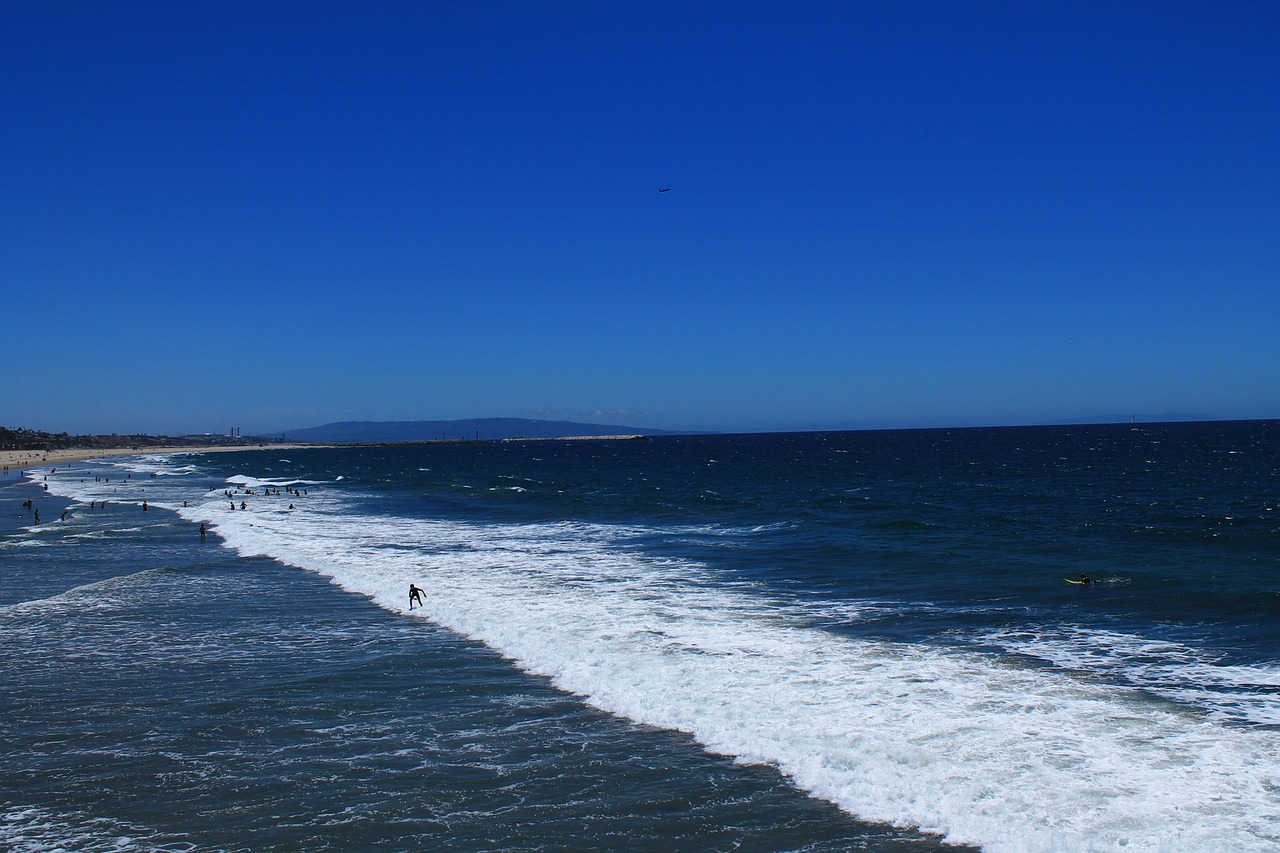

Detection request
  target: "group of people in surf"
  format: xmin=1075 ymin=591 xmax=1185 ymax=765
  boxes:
xmin=217 ymin=482 xmax=307 ymax=513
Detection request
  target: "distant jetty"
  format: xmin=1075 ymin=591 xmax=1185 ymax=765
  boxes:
xmin=503 ymin=434 xmax=649 ymax=442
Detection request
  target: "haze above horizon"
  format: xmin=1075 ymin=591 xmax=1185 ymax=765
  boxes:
xmin=4 ymin=1 xmax=1277 ymax=436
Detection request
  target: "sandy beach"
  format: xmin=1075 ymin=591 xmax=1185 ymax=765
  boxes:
xmin=0 ymin=444 xmax=327 ymax=472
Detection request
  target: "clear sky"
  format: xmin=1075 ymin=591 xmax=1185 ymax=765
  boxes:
xmin=3 ymin=0 xmax=1277 ymax=436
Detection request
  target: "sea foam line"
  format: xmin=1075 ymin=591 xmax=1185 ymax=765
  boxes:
xmin=192 ymin=498 xmax=1280 ymax=851
xmin=979 ymin=626 xmax=1280 ymax=726
xmin=0 ymin=804 xmax=194 ymax=853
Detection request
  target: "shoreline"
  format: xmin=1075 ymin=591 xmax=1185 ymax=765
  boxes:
xmin=0 ymin=433 xmax=649 ymax=473
xmin=0 ymin=443 xmax=330 ymax=472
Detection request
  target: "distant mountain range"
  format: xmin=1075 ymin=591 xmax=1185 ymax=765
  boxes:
xmin=276 ymin=418 xmax=695 ymax=443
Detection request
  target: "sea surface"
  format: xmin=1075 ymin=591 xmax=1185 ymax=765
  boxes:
xmin=3 ymin=421 xmax=1279 ymax=852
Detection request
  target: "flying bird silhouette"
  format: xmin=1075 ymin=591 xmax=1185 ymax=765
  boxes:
xmin=658 ymin=188 xmax=671 ymax=192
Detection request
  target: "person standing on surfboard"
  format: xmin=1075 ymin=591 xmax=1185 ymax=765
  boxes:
xmin=409 ymin=584 xmax=425 ymax=610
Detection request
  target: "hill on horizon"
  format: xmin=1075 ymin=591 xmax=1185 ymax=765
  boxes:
xmin=275 ymin=418 xmax=695 ymax=443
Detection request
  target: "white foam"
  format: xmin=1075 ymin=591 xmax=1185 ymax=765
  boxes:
xmin=0 ymin=805 xmax=193 ymax=853
xmin=190 ymin=501 xmax=1280 ymax=850
xmin=112 ymin=456 xmax=202 ymax=477
xmin=981 ymin=626 xmax=1280 ymax=726
xmin=0 ymin=537 xmax=52 ymax=549
xmin=224 ymin=474 xmax=327 ymax=489
xmin=32 ymin=457 xmax=1280 ymax=851
xmin=0 ymin=569 xmax=174 ymax=618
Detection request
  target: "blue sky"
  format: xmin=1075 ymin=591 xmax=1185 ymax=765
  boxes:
xmin=3 ymin=0 xmax=1277 ymax=436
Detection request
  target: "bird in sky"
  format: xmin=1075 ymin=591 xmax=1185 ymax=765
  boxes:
xmin=658 ymin=188 xmax=671 ymax=192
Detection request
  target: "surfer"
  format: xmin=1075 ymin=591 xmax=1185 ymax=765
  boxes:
xmin=409 ymin=584 xmax=425 ymax=610
xmin=1079 ymin=572 xmax=1094 ymax=585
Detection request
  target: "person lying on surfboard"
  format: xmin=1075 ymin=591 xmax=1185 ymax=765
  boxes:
xmin=1078 ymin=573 xmax=1094 ymax=585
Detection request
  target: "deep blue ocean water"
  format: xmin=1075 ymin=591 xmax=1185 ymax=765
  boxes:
xmin=3 ymin=421 xmax=1279 ymax=852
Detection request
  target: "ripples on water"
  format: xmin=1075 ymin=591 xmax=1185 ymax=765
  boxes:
xmin=1 ymin=478 xmax=947 ymax=852
xmin=4 ymin=420 xmax=1279 ymax=851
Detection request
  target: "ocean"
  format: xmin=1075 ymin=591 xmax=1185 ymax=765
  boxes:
xmin=2 ymin=421 xmax=1278 ymax=852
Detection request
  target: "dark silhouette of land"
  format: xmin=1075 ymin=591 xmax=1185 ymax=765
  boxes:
xmin=0 ymin=426 xmax=275 ymax=454
xmin=278 ymin=418 xmax=700 ymax=443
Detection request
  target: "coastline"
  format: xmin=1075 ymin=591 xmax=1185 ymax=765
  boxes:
xmin=0 ymin=443 xmax=329 ymax=472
